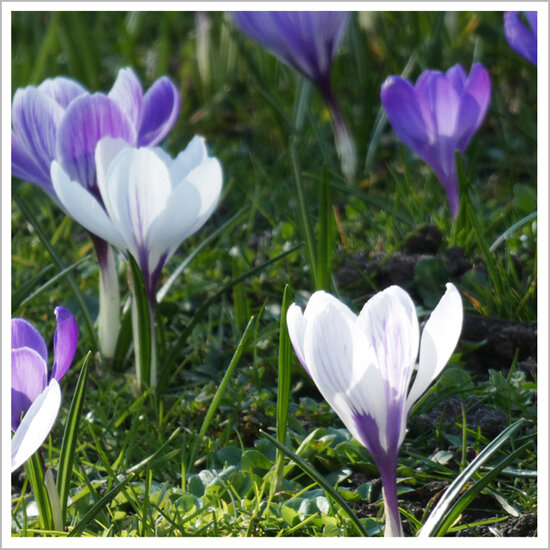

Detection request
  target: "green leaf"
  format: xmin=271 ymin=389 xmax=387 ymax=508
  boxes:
xmin=25 ymin=452 xmax=53 ymax=531
xmin=260 ymin=430 xmax=368 ymax=537
xmin=241 ymin=449 xmax=273 ymax=472
xmin=419 ymin=418 xmax=526 ymax=537
xmin=57 ymin=352 xmax=90 ymax=526
xmin=128 ymin=253 xmax=153 ymax=389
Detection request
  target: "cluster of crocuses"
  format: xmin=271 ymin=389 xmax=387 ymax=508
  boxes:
xmin=11 ymin=10 xmax=536 ymax=537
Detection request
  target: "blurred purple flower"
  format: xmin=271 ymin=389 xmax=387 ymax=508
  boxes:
xmin=11 ymin=68 xmax=180 ymax=358
xmin=504 ymin=11 xmax=537 ymax=65
xmin=381 ymin=63 xmax=491 ymax=217
xmin=11 ymin=307 xmax=78 ymax=471
xmin=231 ymin=11 xmax=356 ymax=179
xmin=287 ymin=284 xmax=463 ymax=536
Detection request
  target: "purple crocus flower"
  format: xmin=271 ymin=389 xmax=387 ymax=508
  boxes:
xmin=231 ymin=11 xmax=356 ymax=180
xmin=286 ymin=284 xmax=463 ymax=536
xmin=504 ymin=11 xmax=537 ymax=65
xmin=11 ymin=68 xmax=180 ymax=358
xmin=381 ymin=63 xmax=491 ymax=218
xmin=11 ymin=307 xmax=78 ymax=472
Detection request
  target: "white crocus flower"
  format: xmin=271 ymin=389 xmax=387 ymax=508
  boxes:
xmin=51 ymin=135 xmax=223 ymax=305
xmin=286 ymin=283 xmax=463 ymax=536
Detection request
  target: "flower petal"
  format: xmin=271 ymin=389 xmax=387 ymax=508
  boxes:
xmin=12 ymin=86 xmax=64 ymax=189
xmin=445 ymin=64 xmax=467 ymax=95
xmin=51 ymin=306 xmax=78 ymax=382
xmin=11 ymin=380 xmax=61 ymax=472
xmin=381 ymin=76 xmax=435 ymax=153
xmin=11 ymin=348 xmax=48 ymax=432
xmin=137 ymin=77 xmax=180 ymax=146
xmin=356 ymin=285 xmax=419 ymax=399
xmin=56 ymin=93 xmax=136 ymax=191
xmin=51 ymin=161 xmax=126 ymax=250
xmin=11 ymin=318 xmax=48 ymax=360
xmin=463 ymin=63 xmax=491 ymax=135
xmin=38 ymin=76 xmax=87 ymax=108
xmin=504 ymin=11 xmax=537 ymax=65
xmin=108 ymin=67 xmax=143 ymax=131
xmin=406 ymin=283 xmax=463 ymax=412
xmin=286 ymin=303 xmax=310 ymax=376
xmin=168 ymin=135 xmax=208 ymax=186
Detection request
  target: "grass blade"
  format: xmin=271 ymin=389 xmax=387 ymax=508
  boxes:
xmin=275 ymin=285 xmax=293 ymax=490
xmin=260 ymin=430 xmax=369 ymax=537
xmin=24 ymin=452 xmax=53 ymax=531
xmin=56 ymin=352 xmax=90 ymax=525
xmin=316 ymin=166 xmax=334 ymax=291
xmin=13 ymin=190 xmax=97 ymax=348
xmin=12 ymin=264 xmax=54 ymax=312
xmin=187 ymin=316 xmax=256 ymax=471
xmin=68 ymin=474 xmax=135 ymax=537
xmin=418 ymin=418 xmax=526 ymax=537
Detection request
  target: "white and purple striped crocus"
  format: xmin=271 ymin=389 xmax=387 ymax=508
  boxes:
xmin=11 ymin=67 xmax=180 ymax=358
xmin=51 ymin=136 xmax=222 ymax=386
xmin=504 ymin=11 xmax=537 ymax=66
xmin=231 ymin=11 xmax=356 ymax=180
xmin=381 ymin=63 xmax=491 ymax=218
xmin=11 ymin=307 xmax=78 ymax=472
xmin=286 ymin=284 xmax=463 ymax=536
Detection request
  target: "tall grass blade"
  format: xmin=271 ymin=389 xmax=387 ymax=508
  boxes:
xmin=418 ymin=418 xmax=526 ymax=537
xmin=260 ymin=430 xmax=368 ymax=537
xmin=25 ymin=452 xmax=53 ymax=531
xmin=57 ymin=352 xmax=90 ymax=525
xmin=187 ymin=316 xmax=256 ymax=471
xmin=317 ymin=165 xmax=334 ymax=291
xmin=275 ymin=285 xmax=293 ymax=490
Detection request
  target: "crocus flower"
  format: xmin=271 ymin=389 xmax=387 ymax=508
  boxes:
xmin=11 ymin=307 xmax=78 ymax=472
xmin=381 ymin=63 xmax=491 ymax=218
xmin=504 ymin=11 xmax=537 ymax=65
xmin=286 ymin=284 xmax=463 ymax=536
xmin=231 ymin=11 xmax=356 ymax=180
xmin=51 ymin=136 xmax=222 ymax=387
xmin=11 ymin=67 xmax=180 ymax=358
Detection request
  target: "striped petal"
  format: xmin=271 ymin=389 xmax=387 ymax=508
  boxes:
xmin=51 ymin=306 xmax=78 ymax=382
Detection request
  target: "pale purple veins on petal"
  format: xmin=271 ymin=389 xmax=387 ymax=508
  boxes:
xmin=38 ymin=76 xmax=87 ymax=108
xmin=108 ymin=67 xmax=144 ymax=131
xmin=52 ymin=306 xmax=78 ymax=382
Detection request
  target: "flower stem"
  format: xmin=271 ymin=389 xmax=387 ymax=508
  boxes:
xmin=379 ymin=460 xmax=404 ymax=537
xmin=93 ymin=238 xmax=120 ymax=359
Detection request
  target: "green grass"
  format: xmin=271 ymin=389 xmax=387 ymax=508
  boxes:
xmin=11 ymin=11 xmax=537 ymax=537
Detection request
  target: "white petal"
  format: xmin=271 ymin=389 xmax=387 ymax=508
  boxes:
xmin=102 ymin=148 xmax=172 ymax=256
xmin=406 ymin=283 xmax=463 ymax=412
xmin=169 ymin=135 xmax=208 ymax=186
xmin=51 ymin=161 xmax=126 ymax=250
xmin=286 ymin=303 xmax=308 ymax=372
xmin=173 ymin=157 xmax=223 ymax=242
xmin=95 ymin=137 xmax=132 ymax=200
xmin=356 ymin=286 xmax=419 ymax=399
xmin=11 ymin=380 xmax=61 ymax=472
xmin=303 ymin=290 xmax=356 ymax=325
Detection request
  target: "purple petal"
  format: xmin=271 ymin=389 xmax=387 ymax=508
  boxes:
xmin=381 ymin=76 xmax=435 ymax=152
xmin=445 ymin=64 xmax=467 ymax=95
xmin=11 ymin=86 xmax=64 ymax=189
xmin=11 ymin=318 xmax=48 ymax=361
xmin=525 ymin=11 xmax=537 ymax=35
xmin=504 ymin=11 xmax=537 ymax=65
xmin=231 ymin=12 xmax=349 ymax=85
xmin=137 ymin=77 xmax=180 ymax=146
xmin=108 ymin=67 xmax=143 ymax=131
xmin=38 ymin=76 xmax=87 ymax=108
xmin=51 ymin=306 xmax=78 ymax=382
xmin=463 ymin=63 xmax=491 ymax=135
xmin=56 ymin=93 xmax=136 ymax=192
xmin=11 ymin=348 xmax=48 ymax=432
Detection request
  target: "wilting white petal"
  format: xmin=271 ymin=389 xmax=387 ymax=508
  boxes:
xmin=11 ymin=380 xmax=61 ymax=472
xmin=406 ymin=283 xmax=463 ymax=412
xmin=51 ymin=161 xmax=126 ymax=250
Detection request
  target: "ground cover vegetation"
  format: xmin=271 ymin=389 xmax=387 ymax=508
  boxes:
xmin=11 ymin=10 xmax=538 ymax=538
